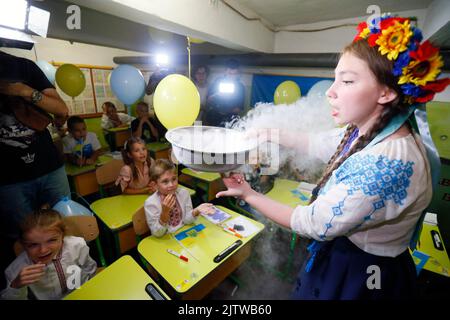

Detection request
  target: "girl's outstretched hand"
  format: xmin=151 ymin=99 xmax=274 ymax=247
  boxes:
xmin=216 ymin=173 xmax=253 ymax=200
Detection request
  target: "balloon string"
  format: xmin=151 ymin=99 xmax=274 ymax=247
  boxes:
xmin=187 ymin=37 xmax=191 ymax=80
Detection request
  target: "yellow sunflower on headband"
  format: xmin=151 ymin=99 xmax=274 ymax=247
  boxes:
xmin=398 ymin=41 xmax=444 ymax=86
xmin=375 ymin=19 xmax=413 ymax=60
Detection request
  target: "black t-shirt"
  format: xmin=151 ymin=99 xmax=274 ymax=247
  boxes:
xmin=0 ymin=51 xmax=63 ymax=186
xmin=130 ymin=118 xmax=158 ymax=143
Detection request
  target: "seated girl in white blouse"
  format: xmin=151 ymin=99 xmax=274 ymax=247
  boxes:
xmin=1 ymin=209 xmax=97 ymax=300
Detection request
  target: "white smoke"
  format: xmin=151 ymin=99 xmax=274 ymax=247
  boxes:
xmin=228 ymin=94 xmax=336 ymax=182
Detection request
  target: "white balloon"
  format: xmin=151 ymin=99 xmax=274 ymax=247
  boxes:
xmin=36 ymin=60 xmax=56 ymax=85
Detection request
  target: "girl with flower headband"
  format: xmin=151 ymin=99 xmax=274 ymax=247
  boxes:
xmin=115 ymin=137 xmax=155 ymax=194
xmin=217 ymin=14 xmax=449 ymax=299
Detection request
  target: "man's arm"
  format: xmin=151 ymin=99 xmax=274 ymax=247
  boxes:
xmin=0 ymin=82 xmax=68 ymax=117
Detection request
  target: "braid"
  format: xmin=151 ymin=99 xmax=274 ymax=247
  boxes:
xmin=309 ymin=107 xmax=401 ymax=204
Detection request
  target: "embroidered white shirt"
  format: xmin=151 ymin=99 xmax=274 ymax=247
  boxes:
xmin=292 ymin=131 xmax=432 ymax=257
xmin=1 ymin=236 xmax=97 ymax=300
xmin=144 ymin=187 xmax=197 ymax=237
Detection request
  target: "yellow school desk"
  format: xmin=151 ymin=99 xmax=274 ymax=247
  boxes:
xmin=411 ymin=220 xmax=450 ymax=277
xmin=265 ymin=178 xmax=311 ymax=208
xmin=64 ymin=255 xmax=170 ymax=300
xmin=178 ymin=168 xmax=225 ymax=202
xmin=146 ymin=141 xmax=171 ymax=160
xmin=107 ymin=126 xmax=131 ymax=150
xmin=137 ymin=205 xmax=264 ymax=300
xmin=91 ymin=186 xmax=196 ymax=258
xmin=65 ymin=155 xmax=113 ymax=196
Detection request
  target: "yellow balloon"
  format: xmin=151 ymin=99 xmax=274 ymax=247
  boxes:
xmin=55 ymin=64 xmax=86 ymax=98
xmin=188 ymin=36 xmax=205 ymax=44
xmin=274 ymin=80 xmax=301 ymax=105
xmin=107 ymin=72 xmax=111 ymax=86
xmin=154 ymin=74 xmax=200 ymax=129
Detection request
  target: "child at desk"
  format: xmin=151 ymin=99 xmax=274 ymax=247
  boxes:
xmin=101 ymin=102 xmax=134 ymax=151
xmin=145 ymin=159 xmax=215 ymax=237
xmin=131 ymin=102 xmax=159 ymax=143
xmin=1 ymin=209 xmax=97 ymax=300
xmin=62 ymin=116 xmax=102 ymax=166
xmin=115 ymin=137 xmax=155 ymax=194
xmin=101 ymin=101 xmax=134 ymax=130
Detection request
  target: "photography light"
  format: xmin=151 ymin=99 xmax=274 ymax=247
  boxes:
xmin=155 ymin=53 xmax=169 ymax=67
xmin=0 ymin=0 xmax=28 ymax=30
xmin=219 ymin=82 xmax=235 ymax=94
xmin=0 ymin=0 xmax=50 ymax=49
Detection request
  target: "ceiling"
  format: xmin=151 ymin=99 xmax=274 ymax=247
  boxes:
xmin=234 ymin=0 xmax=434 ymax=27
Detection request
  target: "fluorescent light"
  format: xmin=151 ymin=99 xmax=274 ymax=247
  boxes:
xmin=0 ymin=0 xmax=28 ymax=30
xmin=219 ymin=82 xmax=235 ymax=94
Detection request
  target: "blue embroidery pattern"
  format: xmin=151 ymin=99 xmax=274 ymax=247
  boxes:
xmin=320 ymin=154 xmax=415 ymax=237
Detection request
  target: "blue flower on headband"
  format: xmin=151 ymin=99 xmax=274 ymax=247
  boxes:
xmin=393 ymin=51 xmax=411 ymax=76
xmin=411 ymin=28 xmax=423 ymax=44
xmin=401 ymin=83 xmax=423 ymax=97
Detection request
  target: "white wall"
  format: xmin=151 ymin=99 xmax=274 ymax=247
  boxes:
xmin=1 ymin=36 xmax=148 ymax=66
xmin=274 ymin=9 xmax=428 ymax=53
xmin=422 ymin=0 xmax=450 ymax=40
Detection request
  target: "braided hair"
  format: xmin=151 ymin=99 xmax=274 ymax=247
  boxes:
xmin=309 ymin=40 xmax=409 ymax=204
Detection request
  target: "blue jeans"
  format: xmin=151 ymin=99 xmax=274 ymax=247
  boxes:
xmin=0 ymin=165 xmax=70 ymax=240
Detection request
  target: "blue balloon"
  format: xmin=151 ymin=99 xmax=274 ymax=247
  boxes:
xmin=308 ymin=80 xmax=334 ymax=98
xmin=110 ymin=64 xmax=146 ymax=105
xmin=53 ymin=196 xmax=93 ymax=217
xmin=36 ymin=60 xmax=56 ymax=85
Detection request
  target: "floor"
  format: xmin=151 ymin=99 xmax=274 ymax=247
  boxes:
xmin=205 ymin=219 xmax=309 ymax=300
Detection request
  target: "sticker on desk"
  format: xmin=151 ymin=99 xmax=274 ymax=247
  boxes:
xmin=174 ymin=224 xmax=205 ymax=246
xmin=224 ymin=217 xmax=258 ymax=238
xmin=201 ymin=206 xmax=231 ymax=224
xmin=411 ymin=250 xmax=430 ymax=275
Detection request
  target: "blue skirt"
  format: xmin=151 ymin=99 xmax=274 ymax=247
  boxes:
xmin=291 ymin=237 xmax=417 ymax=300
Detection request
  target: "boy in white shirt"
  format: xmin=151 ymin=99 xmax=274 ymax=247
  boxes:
xmin=62 ymin=116 xmax=101 ymax=166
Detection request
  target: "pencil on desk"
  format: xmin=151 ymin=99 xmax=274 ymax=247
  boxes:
xmin=222 ymin=227 xmax=243 ymax=238
xmin=167 ymin=249 xmax=188 ymax=262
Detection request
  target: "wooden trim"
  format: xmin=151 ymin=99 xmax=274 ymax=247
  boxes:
xmin=52 ymin=62 xmax=113 ymax=70
xmin=79 ymin=113 xmax=103 ymax=119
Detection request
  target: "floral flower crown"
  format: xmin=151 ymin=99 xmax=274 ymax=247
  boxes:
xmin=353 ymin=14 xmax=449 ymax=104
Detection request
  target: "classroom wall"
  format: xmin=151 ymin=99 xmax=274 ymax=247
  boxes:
xmin=274 ymin=8 xmax=428 ymax=53
xmin=1 ymin=36 xmax=148 ymax=66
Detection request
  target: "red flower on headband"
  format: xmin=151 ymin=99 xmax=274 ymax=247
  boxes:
xmin=416 ymin=78 xmax=450 ymax=103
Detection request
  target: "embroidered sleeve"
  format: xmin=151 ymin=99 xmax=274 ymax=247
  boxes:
xmin=291 ymin=153 xmax=416 ymax=240
xmin=0 ymin=256 xmax=29 ymax=300
xmin=74 ymin=237 xmax=97 ymax=283
xmin=115 ymin=165 xmax=132 ymax=192
xmin=144 ymin=198 xmax=168 ymax=238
